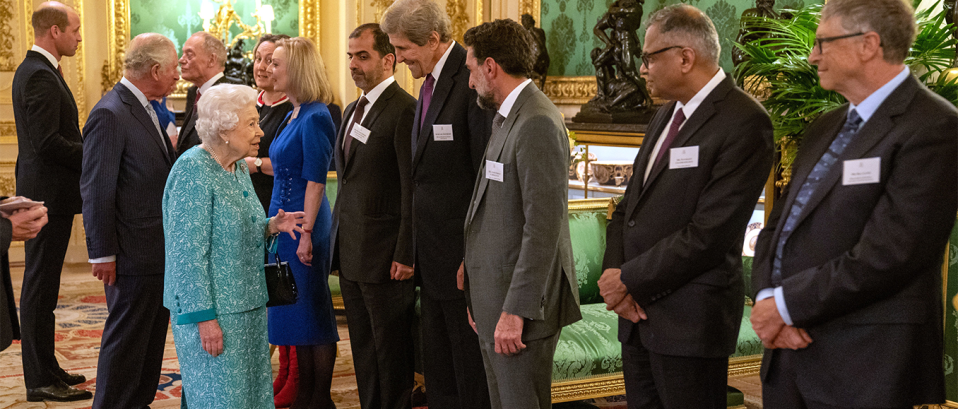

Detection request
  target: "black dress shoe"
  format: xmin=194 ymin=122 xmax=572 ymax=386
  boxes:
xmin=54 ymin=368 xmax=86 ymax=386
xmin=26 ymin=379 xmax=93 ymax=402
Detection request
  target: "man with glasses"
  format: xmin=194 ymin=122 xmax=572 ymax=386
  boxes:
xmin=598 ymin=4 xmax=773 ymax=408
xmin=750 ymin=0 xmax=957 ymax=407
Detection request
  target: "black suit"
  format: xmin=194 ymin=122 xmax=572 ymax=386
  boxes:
xmin=176 ymin=75 xmax=244 ymax=158
xmin=11 ymin=50 xmax=83 ymax=389
xmin=0 ymin=215 xmax=19 ymax=351
xmin=411 ymin=43 xmax=493 ymax=409
xmin=330 ymin=80 xmax=416 ymax=409
xmin=81 ymin=82 xmax=175 ymax=408
xmin=753 ymin=74 xmax=957 ymax=408
xmin=603 ymin=74 xmax=773 ymax=408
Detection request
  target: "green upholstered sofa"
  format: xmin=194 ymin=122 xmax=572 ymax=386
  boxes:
xmin=551 ymin=198 xmax=761 ymax=405
xmin=326 ymin=172 xmax=344 ymax=310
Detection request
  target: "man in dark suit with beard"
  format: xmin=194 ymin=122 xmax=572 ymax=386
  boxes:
xmin=11 ymin=1 xmax=91 ymax=402
xmin=599 ymin=5 xmax=773 ymax=408
xmin=175 ymin=31 xmax=243 ymax=158
xmin=381 ymin=0 xmax=494 ymax=407
xmin=81 ymin=33 xmax=180 ymax=409
xmin=750 ymin=0 xmax=958 ymax=407
xmin=330 ymin=23 xmax=417 ymax=409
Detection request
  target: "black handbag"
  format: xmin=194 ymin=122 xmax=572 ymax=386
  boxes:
xmin=265 ymin=236 xmax=298 ymax=307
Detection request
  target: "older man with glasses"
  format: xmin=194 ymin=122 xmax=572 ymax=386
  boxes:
xmin=598 ymin=4 xmax=773 ymax=408
xmin=750 ymin=0 xmax=958 ymax=408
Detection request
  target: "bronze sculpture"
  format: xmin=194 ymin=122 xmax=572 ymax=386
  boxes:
xmin=946 ymin=0 xmax=958 ymax=66
xmin=732 ymin=0 xmax=792 ymax=67
xmin=522 ymin=14 xmax=550 ymax=90
xmin=573 ymin=0 xmax=655 ymax=124
xmin=224 ymin=39 xmax=253 ymax=86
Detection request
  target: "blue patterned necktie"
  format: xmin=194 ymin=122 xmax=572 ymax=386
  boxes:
xmin=771 ymin=109 xmax=863 ymax=285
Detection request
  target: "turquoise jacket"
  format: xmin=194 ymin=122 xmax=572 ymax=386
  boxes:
xmin=163 ymin=147 xmax=271 ymax=324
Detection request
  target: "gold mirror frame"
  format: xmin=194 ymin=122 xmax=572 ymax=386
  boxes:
xmin=102 ymin=0 xmax=320 ymax=96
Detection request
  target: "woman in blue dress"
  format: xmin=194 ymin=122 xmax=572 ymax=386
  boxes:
xmin=163 ymin=84 xmax=305 ymax=408
xmin=267 ymin=37 xmax=340 ymax=409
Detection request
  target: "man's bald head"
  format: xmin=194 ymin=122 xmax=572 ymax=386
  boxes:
xmin=32 ymin=2 xmax=75 ymax=37
xmin=32 ymin=1 xmax=82 ymax=59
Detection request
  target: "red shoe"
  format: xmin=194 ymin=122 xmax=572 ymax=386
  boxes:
xmin=273 ymin=345 xmax=289 ymax=396
xmin=274 ymin=346 xmax=298 ymax=408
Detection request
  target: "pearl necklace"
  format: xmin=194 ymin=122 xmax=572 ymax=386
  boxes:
xmin=202 ymin=145 xmax=235 ymax=174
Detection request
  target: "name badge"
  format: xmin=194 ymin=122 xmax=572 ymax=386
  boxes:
xmin=843 ymin=157 xmax=880 ymax=185
xmin=669 ymin=146 xmax=699 ymax=169
xmin=485 ymin=160 xmax=504 ymax=182
xmin=433 ymin=124 xmax=454 ymax=141
xmin=350 ymin=124 xmax=371 ymax=144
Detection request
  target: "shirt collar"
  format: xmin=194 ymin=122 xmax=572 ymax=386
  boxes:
xmin=675 ymin=69 xmax=726 ymax=119
xmin=31 ymin=45 xmax=58 ymax=69
xmin=257 ymin=90 xmax=289 ymax=107
xmin=497 ymin=79 xmax=533 ymax=118
xmin=849 ymin=66 xmax=910 ymax=124
xmin=361 ymin=76 xmax=396 ymax=107
xmin=429 ymin=41 xmax=456 ymax=83
xmin=198 ymin=72 xmax=225 ymax=95
xmin=119 ymin=77 xmax=150 ymax=107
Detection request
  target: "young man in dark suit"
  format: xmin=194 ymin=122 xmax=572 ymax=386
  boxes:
xmin=599 ymin=5 xmax=773 ymax=408
xmin=750 ymin=0 xmax=958 ymax=407
xmin=381 ymin=0 xmax=493 ymax=407
xmin=330 ymin=23 xmax=417 ymax=409
xmin=11 ymin=1 xmax=91 ymax=402
xmin=81 ymin=33 xmax=180 ymax=409
xmin=175 ymin=31 xmax=243 ymax=158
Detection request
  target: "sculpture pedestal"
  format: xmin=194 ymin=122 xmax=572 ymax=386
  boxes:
xmin=572 ymin=102 xmax=660 ymax=124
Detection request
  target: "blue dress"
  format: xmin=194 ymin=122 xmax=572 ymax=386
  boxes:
xmin=267 ymin=101 xmax=339 ymax=346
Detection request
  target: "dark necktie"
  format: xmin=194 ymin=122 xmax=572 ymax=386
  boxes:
xmin=343 ymin=96 xmax=369 ymax=165
xmin=493 ymin=113 xmax=505 ymax=130
xmin=651 ymin=108 xmax=686 ymax=171
xmin=771 ymin=109 xmax=863 ymax=285
xmin=419 ymin=74 xmax=435 ymax=129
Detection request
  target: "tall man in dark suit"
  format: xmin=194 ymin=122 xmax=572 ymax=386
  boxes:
xmin=175 ymin=31 xmax=242 ymax=158
xmin=381 ymin=1 xmax=493 ymax=407
xmin=81 ymin=33 xmax=180 ymax=409
xmin=330 ymin=23 xmax=417 ymax=409
xmin=750 ymin=0 xmax=958 ymax=407
xmin=461 ymin=20 xmax=581 ymax=409
xmin=11 ymin=2 xmax=91 ymax=402
xmin=598 ymin=5 xmax=773 ymax=408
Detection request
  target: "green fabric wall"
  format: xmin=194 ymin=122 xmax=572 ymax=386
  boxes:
xmin=130 ymin=0 xmax=300 ymax=53
xmin=539 ymin=0 xmax=819 ymax=76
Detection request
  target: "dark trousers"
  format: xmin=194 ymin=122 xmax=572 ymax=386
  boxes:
xmin=19 ymin=214 xmax=73 ymax=388
xmin=341 ymin=274 xmax=416 ymax=409
xmin=763 ymin=349 xmax=911 ymax=409
xmin=478 ymin=332 xmax=559 ymax=409
xmin=622 ymin=331 xmax=728 ymax=409
xmin=419 ymin=292 xmax=491 ymax=409
xmin=92 ymin=274 xmax=169 ymax=409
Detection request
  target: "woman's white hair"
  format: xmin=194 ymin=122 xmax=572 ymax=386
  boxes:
xmin=195 ymin=84 xmax=258 ymax=145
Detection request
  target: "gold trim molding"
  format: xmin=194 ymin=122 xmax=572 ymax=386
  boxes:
xmin=447 ymin=0 xmax=469 ymax=43
xmin=104 ymin=0 xmax=320 ymax=94
xmin=551 ymin=374 xmax=624 ymax=403
xmin=519 ymin=0 xmax=541 ymax=24
xmin=0 ymin=0 xmax=15 ymax=71
xmin=544 ymin=76 xmax=597 ymax=105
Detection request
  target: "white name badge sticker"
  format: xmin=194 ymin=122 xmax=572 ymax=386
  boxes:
xmin=669 ymin=146 xmax=699 ymax=169
xmin=433 ymin=124 xmax=454 ymax=141
xmin=485 ymin=160 xmax=504 ymax=182
xmin=350 ymin=124 xmax=371 ymax=144
xmin=843 ymin=157 xmax=881 ymax=185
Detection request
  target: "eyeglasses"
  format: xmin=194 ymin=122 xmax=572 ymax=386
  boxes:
xmin=813 ymin=32 xmax=865 ymax=54
xmin=640 ymin=45 xmax=684 ymax=67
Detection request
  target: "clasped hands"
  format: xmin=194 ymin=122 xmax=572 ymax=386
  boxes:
xmin=750 ymin=297 xmax=813 ymax=350
xmin=598 ymin=268 xmax=646 ymax=323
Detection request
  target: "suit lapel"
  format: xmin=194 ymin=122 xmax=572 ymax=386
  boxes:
xmin=116 ymin=83 xmax=173 ymax=165
xmin=623 ymin=102 xmax=673 ymax=220
xmin=789 ymin=75 xmax=918 ymax=231
xmin=28 ymin=51 xmax=77 ymax=109
xmin=412 ymin=43 xmax=466 ymax=171
xmin=336 ymin=100 xmax=356 ymax=177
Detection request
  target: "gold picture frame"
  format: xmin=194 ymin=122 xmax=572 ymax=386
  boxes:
xmin=102 ymin=0 xmax=321 ymax=96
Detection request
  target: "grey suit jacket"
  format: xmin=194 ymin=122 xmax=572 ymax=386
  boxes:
xmin=463 ymin=83 xmax=581 ymax=344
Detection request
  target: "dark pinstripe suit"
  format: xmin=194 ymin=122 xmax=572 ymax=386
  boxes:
xmin=80 ymin=82 xmax=174 ymax=408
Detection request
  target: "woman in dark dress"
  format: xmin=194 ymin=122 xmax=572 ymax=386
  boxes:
xmin=266 ymin=37 xmax=339 ymax=409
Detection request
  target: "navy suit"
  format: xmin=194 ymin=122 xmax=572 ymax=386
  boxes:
xmin=11 ymin=49 xmax=83 ymax=388
xmin=81 ymin=82 xmax=174 ymax=408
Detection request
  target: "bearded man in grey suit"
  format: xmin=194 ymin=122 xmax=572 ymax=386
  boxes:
xmin=461 ymin=19 xmax=581 ymax=409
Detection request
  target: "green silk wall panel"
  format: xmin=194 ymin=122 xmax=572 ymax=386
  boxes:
xmin=540 ymin=0 xmax=818 ymax=76
xmin=130 ymin=0 xmax=299 ymax=53
xmin=945 ymin=219 xmax=958 ymax=401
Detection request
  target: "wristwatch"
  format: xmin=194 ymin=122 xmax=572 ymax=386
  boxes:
xmin=254 ymin=157 xmax=263 ymax=173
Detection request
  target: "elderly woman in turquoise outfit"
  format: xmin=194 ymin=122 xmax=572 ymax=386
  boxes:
xmin=163 ymin=84 xmax=306 ymax=408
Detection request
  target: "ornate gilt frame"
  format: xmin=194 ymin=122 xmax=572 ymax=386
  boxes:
xmin=102 ymin=0 xmax=321 ymax=96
